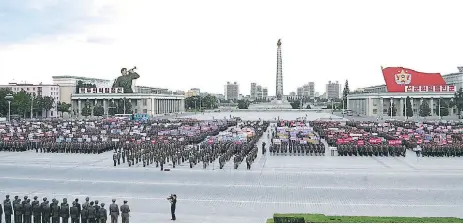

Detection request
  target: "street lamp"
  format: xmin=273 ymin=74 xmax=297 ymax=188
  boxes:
xmin=5 ymin=93 xmax=13 ymax=122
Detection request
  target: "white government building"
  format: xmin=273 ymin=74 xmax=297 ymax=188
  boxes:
xmin=348 ymin=85 xmax=459 ymax=117
xmin=52 ymin=76 xmax=185 ymax=117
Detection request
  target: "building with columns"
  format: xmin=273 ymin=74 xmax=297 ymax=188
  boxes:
xmin=347 ymin=67 xmax=457 ymax=117
xmin=71 ymin=92 xmax=185 ymax=117
xmin=348 ymin=91 xmax=456 ymax=117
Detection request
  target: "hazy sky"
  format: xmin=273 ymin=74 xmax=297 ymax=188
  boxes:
xmin=0 ymin=0 xmax=462 ymax=95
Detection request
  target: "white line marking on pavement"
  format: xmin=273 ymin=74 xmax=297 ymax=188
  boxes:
xmin=0 ymin=176 xmax=462 ymax=191
xmin=0 ymin=190 xmax=459 ymax=208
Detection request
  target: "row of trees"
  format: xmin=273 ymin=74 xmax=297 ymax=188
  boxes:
xmin=184 ymin=95 xmax=218 ymax=110
xmin=386 ymin=96 xmax=451 ymax=118
xmin=80 ymin=100 xmax=133 ymax=117
xmin=0 ymin=88 xmax=71 ymax=118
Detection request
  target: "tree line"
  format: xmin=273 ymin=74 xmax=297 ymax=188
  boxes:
xmin=0 ymin=88 xmax=72 ymax=118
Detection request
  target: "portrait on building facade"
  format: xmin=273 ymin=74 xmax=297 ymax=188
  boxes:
xmin=112 ymin=67 xmax=140 ymax=93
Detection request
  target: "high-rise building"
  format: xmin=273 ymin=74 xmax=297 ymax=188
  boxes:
xmin=224 ymin=81 xmax=240 ymax=100
xmin=296 ymin=82 xmax=315 ymax=98
xmin=276 ymin=39 xmax=284 ymax=99
xmin=326 ymin=81 xmax=341 ymax=99
xmin=250 ymin=83 xmax=257 ymax=99
xmin=296 ymin=87 xmax=303 ymax=96
xmin=185 ymin=88 xmax=200 ymax=97
xmin=250 ymin=82 xmax=268 ymax=100
xmin=262 ymin=87 xmax=268 ymax=99
xmin=442 ymin=67 xmax=463 ymax=91
xmin=0 ymin=81 xmax=60 ymax=117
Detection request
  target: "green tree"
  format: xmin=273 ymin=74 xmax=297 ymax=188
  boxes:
xmin=342 ymin=80 xmax=350 ymax=108
xmin=81 ymin=102 xmax=92 ymax=117
xmin=436 ymin=99 xmax=449 ymax=117
xmin=57 ymin=102 xmax=71 ymax=117
xmin=116 ymin=98 xmax=132 ymax=114
xmin=41 ymin=96 xmax=55 ymax=118
xmin=202 ymin=95 xmax=218 ymax=109
xmin=12 ymin=91 xmax=32 ymax=118
xmin=419 ymin=100 xmax=431 ymax=117
xmin=450 ymin=88 xmax=463 ymax=118
xmin=93 ymin=104 xmax=105 ymax=116
xmin=0 ymin=88 xmax=13 ymax=117
xmin=405 ymin=96 xmax=413 ymax=118
xmin=237 ymin=99 xmax=250 ymax=109
xmin=387 ymin=103 xmax=397 ymax=116
xmin=108 ymin=101 xmax=117 ymax=116
xmin=290 ymin=100 xmax=301 ymax=109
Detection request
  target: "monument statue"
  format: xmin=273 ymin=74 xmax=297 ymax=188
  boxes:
xmin=112 ymin=67 xmax=140 ymax=93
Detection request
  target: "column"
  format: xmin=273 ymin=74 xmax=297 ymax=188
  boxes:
xmin=400 ymin=98 xmax=404 ymax=117
xmin=78 ymin=100 xmax=82 ymax=117
xmin=430 ymin=98 xmax=434 ymax=116
xmin=150 ymin=98 xmax=154 ymax=116
xmin=103 ymin=100 xmax=107 ymax=116
xmin=410 ymin=98 xmax=414 ymax=117
xmin=389 ymin=98 xmax=393 ymax=117
xmin=379 ymin=98 xmax=384 ymax=118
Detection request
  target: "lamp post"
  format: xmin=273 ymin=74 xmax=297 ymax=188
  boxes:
xmin=5 ymin=93 xmax=13 ymax=122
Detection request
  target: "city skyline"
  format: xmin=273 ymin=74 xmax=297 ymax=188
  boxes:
xmin=1 ymin=0 xmax=463 ymax=95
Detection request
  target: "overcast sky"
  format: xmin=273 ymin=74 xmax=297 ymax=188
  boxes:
xmin=0 ymin=0 xmax=462 ymax=95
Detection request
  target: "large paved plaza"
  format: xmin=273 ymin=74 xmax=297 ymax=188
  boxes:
xmin=1 ymin=111 xmax=463 ymax=222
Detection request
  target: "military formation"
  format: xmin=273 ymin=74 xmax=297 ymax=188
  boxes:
xmin=269 ymin=121 xmax=325 ymax=156
xmin=111 ymin=121 xmax=269 ymax=170
xmin=312 ymin=120 xmax=463 ymax=157
xmin=1 ymin=195 xmax=129 ymax=223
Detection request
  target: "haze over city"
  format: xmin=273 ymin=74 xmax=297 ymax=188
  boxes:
xmin=1 ymin=0 xmax=462 ymax=95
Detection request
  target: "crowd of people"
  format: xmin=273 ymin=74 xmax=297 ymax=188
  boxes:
xmin=269 ymin=120 xmax=325 ymax=156
xmin=0 ymin=195 xmax=130 ymax=223
xmin=312 ymin=120 xmax=463 ymax=157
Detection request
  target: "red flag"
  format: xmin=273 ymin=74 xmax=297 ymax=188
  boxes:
xmin=382 ymin=67 xmax=446 ymax=92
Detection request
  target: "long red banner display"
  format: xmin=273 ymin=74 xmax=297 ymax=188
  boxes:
xmin=404 ymin=85 xmax=455 ymax=92
xmin=79 ymin=88 xmax=124 ymax=94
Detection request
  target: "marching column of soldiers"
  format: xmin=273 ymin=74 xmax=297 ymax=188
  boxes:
xmin=336 ymin=143 xmax=406 ymax=157
xmin=1 ymin=195 xmax=129 ymax=223
xmin=111 ymin=120 xmax=268 ymax=171
xmin=269 ymin=141 xmax=325 ymax=156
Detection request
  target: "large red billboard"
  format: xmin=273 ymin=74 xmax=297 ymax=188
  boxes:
xmin=382 ymin=67 xmax=447 ymax=92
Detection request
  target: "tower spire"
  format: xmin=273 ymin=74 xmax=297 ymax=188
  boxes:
xmin=276 ymin=39 xmax=283 ymax=100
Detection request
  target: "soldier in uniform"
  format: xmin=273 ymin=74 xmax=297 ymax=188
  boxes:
xmin=109 ymin=199 xmax=119 ymax=223
xmin=41 ymin=197 xmax=51 ymax=223
xmin=99 ymin=203 xmax=107 ymax=223
xmin=32 ymin=196 xmax=41 ymax=223
xmin=14 ymin=198 xmax=23 ymax=223
xmin=24 ymin=199 xmax=32 ymax=223
xmin=70 ymin=202 xmax=78 ymax=223
xmin=168 ymin=195 xmax=177 ymax=221
xmin=51 ymin=199 xmax=60 ymax=223
xmin=81 ymin=204 xmax=88 ymax=224
xmin=94 ymin=200 xmax=100 ymax=223
xmin=87 ymin=201 xmax=96 ymax=223
xmin=113 ymin=152 xmax=117 ymax=167
xmin=3 ymin=195 xmax=13 ymax=223
xmin=117 ymin=150 xmax=121 ymax=165
xmin=121 ymin=200 xmax=130 ymax=223
xmin=74 ymin=199 xmax=81 ymax=223
xmin=60 ymin=198 xmax=70 ymax=223
xmin=12 ymin=196 xmax=19 ymax=223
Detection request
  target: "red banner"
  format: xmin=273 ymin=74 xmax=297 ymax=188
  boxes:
xmin=382 ymin=67 xmax=446 ymax=92
xmin=388 ymin=140 xmax=402 ymax=145
xmin=369 ymin=138 xmax=382 ymax=144
xmin=357 ymin=140 xmax=364 ymax=145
